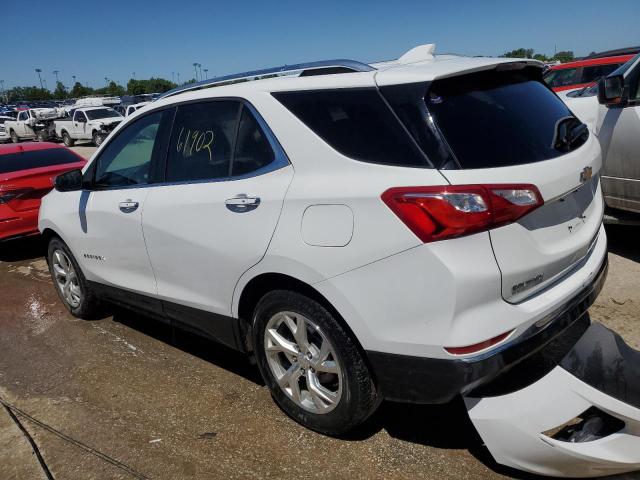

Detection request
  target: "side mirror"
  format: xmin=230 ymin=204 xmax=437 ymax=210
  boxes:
xmin=54 ymin=169 xmax=83 ymax=192
xmin=598 ymin=75 xmax=626 ymax=107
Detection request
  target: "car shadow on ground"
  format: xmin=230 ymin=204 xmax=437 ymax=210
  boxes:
xmin=0 ymin=235 xmax=46 ymax=262
xmin=605 ymin=224 xmax=640 ymax=263
xmin=113 ymin=308 xmax=545 ymax=479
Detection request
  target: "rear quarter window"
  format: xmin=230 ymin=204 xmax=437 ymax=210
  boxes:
xmin=273 ymin=89 xmax=428 ymax=167
xmin=0 ymin=149 xmax=81 ymax=174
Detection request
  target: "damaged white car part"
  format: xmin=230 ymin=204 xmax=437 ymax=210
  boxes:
xmin=466 ymin=322 xmax=640 ymax=478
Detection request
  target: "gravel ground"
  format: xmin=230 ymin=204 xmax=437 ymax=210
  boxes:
xmin=0 ymin=142 xmax=638 ymax=480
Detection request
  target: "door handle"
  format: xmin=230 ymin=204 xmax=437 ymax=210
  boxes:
xmin=119 ymin=200 xmax=139 ymax=213
xmin=225 ymin=194 xmax=260 ymax=213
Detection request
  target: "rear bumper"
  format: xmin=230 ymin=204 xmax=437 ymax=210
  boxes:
xmin=367 ymin=256 xmax=608 ymax=404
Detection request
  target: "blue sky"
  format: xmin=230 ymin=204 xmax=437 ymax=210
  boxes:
xmin=2 ymin=0 xmax=638 ymax=90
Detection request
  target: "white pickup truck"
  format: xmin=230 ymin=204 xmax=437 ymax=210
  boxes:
xmin=55 ymin=107 xmax=123 ymax=147
xmin=4 ymin=108 xmax=67 ymax=142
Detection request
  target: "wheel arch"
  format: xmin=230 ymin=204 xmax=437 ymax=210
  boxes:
xmin=236 ymin=272 xmax=368 ymax=362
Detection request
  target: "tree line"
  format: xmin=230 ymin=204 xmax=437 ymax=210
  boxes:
xmin=2 ymin=77 xmax=198 ymax=102
xmin=501 ymin=48 xmax=577 ymax=63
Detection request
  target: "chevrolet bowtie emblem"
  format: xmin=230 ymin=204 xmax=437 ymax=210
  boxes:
xmin=580 ymin=166 xmax=593 ymax=183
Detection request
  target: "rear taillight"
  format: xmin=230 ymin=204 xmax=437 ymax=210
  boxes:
xmin=381 ymin=184 xmax=543 ymax=243
xmin=0 ymin=188 xmax=35 ymax=205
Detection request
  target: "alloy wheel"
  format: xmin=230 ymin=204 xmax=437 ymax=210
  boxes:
xmin=52 ymin=249 xmax=82 ymax=308
xmin=264 ymin=311 xmax=342 ymax=414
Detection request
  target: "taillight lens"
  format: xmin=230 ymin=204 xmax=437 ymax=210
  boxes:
xmin=381 ymin=184 xmax=543 ymax=243
xmin=0 ymin=188 xmax=35 ymax=206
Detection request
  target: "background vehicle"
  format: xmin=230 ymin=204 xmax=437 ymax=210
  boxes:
xmin=125 ymin=101 xmax=149 ymax=116
xmin=54 ymin=106 xmax=123 ymax=147
xmin=38 ymin=46 xmax=640 ymax=477
xmin=3 ymin=107 xmax=67 ymax=142
xmin=73 ymin=96 xmax=121 ymax=108
xmin=544 ymin=53 xmax=634 ymax=92
xmin=0 ymin=115 xmax=13 ymax=142
xmin=0 ymin=142 xmax=85 ymax=241
xmin=561 ymin=53 xmax=640 ymax=216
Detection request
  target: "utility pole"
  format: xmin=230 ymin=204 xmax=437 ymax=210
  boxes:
xmin=35 ymin=68 xmax=43 ymax=89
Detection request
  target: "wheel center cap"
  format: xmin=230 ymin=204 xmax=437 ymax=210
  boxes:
xmin=299 ymin=355 xmax=310 ymax=369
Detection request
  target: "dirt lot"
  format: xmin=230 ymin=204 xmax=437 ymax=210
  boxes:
xmin=0 ymin=143 xmax=638 ymax=479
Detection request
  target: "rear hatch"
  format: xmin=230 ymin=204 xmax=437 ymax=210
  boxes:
xmin=381 ymin=65 xmax=603 ymax=303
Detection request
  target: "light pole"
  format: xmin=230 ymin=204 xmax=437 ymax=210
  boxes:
xmin=171 ymin=71 xmax=175 ymax=83
xmin=35 ymin=68 xmax=43 ymax=89
xmin=193 ymin=63 xmax=199 ymax=81
xmin=0 ymin=80 xmax=4 ymax=102
xmin=204 ymin=68 xmax=208 ymax=80
xmin=132 ymin=72 xmax=136 ymax=80
xmin=53 ymin=70 xmax=60 ymax=84
xmin=177 ymin=72 xmax=180 ymax=84
xmin=104 ymin=77 xmax=109 ymax=87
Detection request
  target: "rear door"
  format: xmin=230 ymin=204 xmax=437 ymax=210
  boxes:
xmin=417 ymin=68 xmax=603 ymax=302
xmin=142 ymin=99 xmax=293 ymax=339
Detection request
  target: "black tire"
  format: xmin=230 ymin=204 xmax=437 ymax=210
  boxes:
xmin=93 ymin=132 xmax=104 ymax=147
xmin=62 ymin=131 xmax=75 ymax=147
xmin=47 ymin=237 xmax=106 ymax=319
xmin=10 ymin=130 xmax=19 ymax=143
xmin=252 ymin=290 xmax=380 ymax=435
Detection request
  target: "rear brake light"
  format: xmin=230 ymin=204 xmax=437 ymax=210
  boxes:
xmin=381 ymin=184 xmax=543 ymax=243
xmin=0 ymin=188 xmax=34 ymax=205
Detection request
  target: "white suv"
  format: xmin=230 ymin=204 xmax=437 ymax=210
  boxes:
xmin=40 ymin=46 xmax=607 ymax=438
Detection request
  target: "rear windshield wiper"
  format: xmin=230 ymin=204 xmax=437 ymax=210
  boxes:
xmin=552 ymin=117 xmax=589 ymax=152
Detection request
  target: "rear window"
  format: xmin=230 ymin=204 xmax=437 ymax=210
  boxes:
xmin=273 ymin=89 xmax=428 ymax=167
xmin=425 ymin=69 xmax=587 ymax=169
xmin=0 ymin=149 xmax=81 ymax=174
xmin=544 ymin=67 xmax=581 ymax=88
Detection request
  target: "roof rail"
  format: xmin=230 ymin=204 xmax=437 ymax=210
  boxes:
xmin=159 ymin=59 xmax=375 ymax=99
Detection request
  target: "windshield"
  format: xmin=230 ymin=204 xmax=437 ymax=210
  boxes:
xmin=426 ymin=68 xmax=588 ymax=169
xmin=85 ymin=108 xmax=122 ymax=120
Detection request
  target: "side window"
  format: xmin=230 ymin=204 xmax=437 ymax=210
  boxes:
xmin=166 ymin=101 xmax=240 ymax=182
xmin=232 ymin=107 xmax=275 ymax=176
xmin=18 ymin=111 xmax=27 ymax=121
xmin=582 ymin=64 xmax=619 ymax=84
xmin=75 ymin=111 xmax=87 ymax=122
xmin=93 ymin=111 xmax=162 ymax=188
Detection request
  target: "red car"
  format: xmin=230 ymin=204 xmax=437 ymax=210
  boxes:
xmin=544 ymin=54 xmax=635 ymax=92
xmin=0 ymin=142 xmax=85 ymax=241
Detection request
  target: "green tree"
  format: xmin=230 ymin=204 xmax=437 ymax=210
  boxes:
xmin=502 ymin=48 xmax=535 ymax=58
xmin=70 ymin=82 xmax=95 ymax=98
xmin=554 ymin=51 xmax=575 ymax=63
xmin=54 ymin=81 xmax=67 ymax=100
xmin=126 ymin=77 xmax=177 ymax=94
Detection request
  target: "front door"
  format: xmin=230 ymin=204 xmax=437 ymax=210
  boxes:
xmin=599 ymin=55 xmax=640 ymax=213
xmin=142 ymin=100 xmax=292 ymax=337
xmin=78 ymin=109 xmax=170 ymax=297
